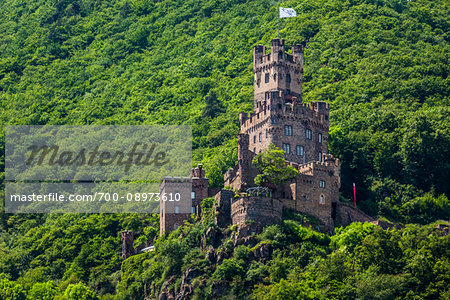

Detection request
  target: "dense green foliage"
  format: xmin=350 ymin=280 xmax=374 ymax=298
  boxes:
xmin=0 ymin=0 xmax=448 ymax=214
xmin=0 ymin=0 xmax=449 ymax=298
xmin=110 ymin=210 xmax=450 ymax=299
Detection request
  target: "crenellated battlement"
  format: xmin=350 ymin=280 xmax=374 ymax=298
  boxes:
xmin=239 ymin=100 xmax=329 ymax=135
xmin=297 ymin=154 xmax=340 ymax=174
xmin=253 ymin=39 xmax=304 ymax=72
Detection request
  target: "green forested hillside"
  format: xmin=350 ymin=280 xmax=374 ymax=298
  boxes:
xmin=0 ymin=0 xmax=449 ymax=299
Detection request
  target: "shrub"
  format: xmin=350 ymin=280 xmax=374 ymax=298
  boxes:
xmin=212 ymin=259 xmax=244 ymax=281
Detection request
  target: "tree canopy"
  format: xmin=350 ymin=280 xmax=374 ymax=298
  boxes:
xmin=252 ymin=143 xmax=299 ymax=186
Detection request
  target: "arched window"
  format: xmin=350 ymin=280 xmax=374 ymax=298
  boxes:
xmin=320 ymin=195 xmax=325 ymax=204
xmin=318 ymin=133 xmax=322 ymax=143
xmin=318 ymin=151 xmax=322 ymax=162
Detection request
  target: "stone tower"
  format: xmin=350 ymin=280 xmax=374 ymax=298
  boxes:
xmin=159 ymin=165 xmax=213 ymax=235
xmin=121 ymin=230 xmax=135 ymax=260
xmin=253 ymin=38 xmax=304 ymax=110
xmin=238 ymin=38 xmax=329 ymax=167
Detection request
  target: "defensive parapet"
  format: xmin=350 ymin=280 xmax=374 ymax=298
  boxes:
xmin=239 ymin=100 xmax=330 ymax=135
xmin=231 ymin=196 xmax=283 ymax=227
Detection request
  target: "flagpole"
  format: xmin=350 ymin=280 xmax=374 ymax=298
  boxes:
xmin=278 ymin=5 xmax=280 ymax=38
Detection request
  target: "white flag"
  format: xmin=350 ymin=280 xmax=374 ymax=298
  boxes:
xmin=279 ymin=7 xmax=297 ymax=18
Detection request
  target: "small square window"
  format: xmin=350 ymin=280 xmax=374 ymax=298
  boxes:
xmin=174 ymin=206 xmax=180 ymax=214
xmin=191 ymin=206 xmax=196 ymax=214
xmin=191 ymin=191 xmax=196 ymax=200
xmin=320 ymin=180 xmax=325 ymax=188
xmin=296 ymin=145 xmax=304 ymax=156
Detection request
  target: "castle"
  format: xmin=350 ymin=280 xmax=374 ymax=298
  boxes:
xmin=122 ymin=38 xmax=374 ymax=258
xmin=219 ymin=38 xmax=341 ymax=232
xmin=156 ymin=38 xmax=373 ymax=237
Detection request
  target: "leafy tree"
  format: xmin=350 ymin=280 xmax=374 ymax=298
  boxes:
xmin=27 ymin=281 xmax=58 ymax=300
xmin=212 ymin=258 xmax=244 ymax=281
xmin=0 ymin=275 xmax=26 ymax=300
xmin=63 ymin=282 xmax=98 ymax=300
xmin=252 ymin=144 xmax=299 ymax=186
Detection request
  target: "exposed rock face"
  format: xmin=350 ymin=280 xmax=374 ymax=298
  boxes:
xmin=216 ymin=248 xmax=231 ymax=265
xmin=206 ymin=245 xmax=216 ymax=262
xmin=253 ymin=242 xmax=272 ymax=263
xmin=234 ymin=222 xmax=262 ymax=247
xmin=214 ymin=190 xmax=233 ymax=228
xmin=159 ymin=276 xmax=176 ymax=300
xmin=175 ymin=267 xmax=202 ymax=300
xmin=201 ymin=226 xmax=223 ymax=250
xmin=206 ymin=226 xmax=222 ymax=247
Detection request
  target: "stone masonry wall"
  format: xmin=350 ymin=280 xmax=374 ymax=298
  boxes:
xmin=336 ymin=202 xmax=374 ymax=227
xmin=231 ymin=196 xmax=282 ymax=227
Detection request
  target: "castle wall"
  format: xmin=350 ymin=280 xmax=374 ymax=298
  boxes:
xmin=231 ymin=196 xmax=282 ymax=227
xmin=335 ymin=202 xmax=374 ymax=227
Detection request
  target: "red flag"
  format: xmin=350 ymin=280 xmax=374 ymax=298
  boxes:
xmin=353 ymin=183 xmax=356 ymax=207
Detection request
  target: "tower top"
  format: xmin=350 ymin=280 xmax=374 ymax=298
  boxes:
xmin=253 ymin=38 xmax=304 ymax=112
